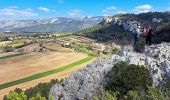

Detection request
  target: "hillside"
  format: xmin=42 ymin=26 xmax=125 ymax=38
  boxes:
xmin=75 ymin=12 xmax=170 ymax=44
xmin=0 ymin=16 xmax=103 ymax=33
xmin=75 ymin=20 xmax=132 ymax=45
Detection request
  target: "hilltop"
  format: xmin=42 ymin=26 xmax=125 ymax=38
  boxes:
xmin=76 ymin=12 xmax=170 ymax=44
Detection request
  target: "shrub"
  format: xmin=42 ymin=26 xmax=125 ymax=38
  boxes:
xmin=107 ymin=61 xmax=150 ymax=94
xmin=2 ymin=46 xmax=14 ymax=52
xmin=93 ymin=86 xmax=117 ymax=100
xmin=4 ymin=79 xmax=62 ymax=100
xmin=134 ymin=39 xmax=145 ymax=53
xmin=124 ymin=90 xmax=140 ymax=100
xmin=161 ymin=78 xmax=170 ymax=99
xmin=29 ymin=93 xmax=46 ymax=100
xmin=4 ymin=91 xmax=27 ymax=100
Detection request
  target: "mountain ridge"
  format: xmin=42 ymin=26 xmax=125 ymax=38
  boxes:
xmin=0 ymin=16 xmax=104 ymax=33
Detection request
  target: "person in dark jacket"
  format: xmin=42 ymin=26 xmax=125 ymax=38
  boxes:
xmin=132 ymin=28 xmax=138 ymax=46
xmin=145 ymin=25 xmax=153 ymax=46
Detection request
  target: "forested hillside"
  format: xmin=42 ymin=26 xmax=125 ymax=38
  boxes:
xmin=75 ymin=21 xmax=132 ymax=45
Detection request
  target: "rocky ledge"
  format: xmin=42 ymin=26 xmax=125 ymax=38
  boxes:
xmin=49 ymin=42 xmax=170 ymax=100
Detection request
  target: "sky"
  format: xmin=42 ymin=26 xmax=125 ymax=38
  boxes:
xmin=0 ymin=0 xmax=170 ymax=20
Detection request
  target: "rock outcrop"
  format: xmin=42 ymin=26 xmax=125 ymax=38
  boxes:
xmin=49 ymin=43 xmax=170 ymax=100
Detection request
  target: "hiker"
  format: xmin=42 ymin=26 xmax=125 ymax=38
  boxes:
xmin=144 ymin=25 xmax=153 ymax=46
xmin=132 ymin=28 xmax=138 ymax=46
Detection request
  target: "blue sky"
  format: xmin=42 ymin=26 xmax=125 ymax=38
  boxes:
xmin=0 ymin=0 xmax=170 ymax=20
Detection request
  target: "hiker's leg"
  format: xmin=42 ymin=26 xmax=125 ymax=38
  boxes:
xmin=134 ymin=37 xmax=137 ymax=46
xmin=149 ymin=36 xmax=152 ymax=45
xmin=145 ymin=37 xmax=148 ymax=45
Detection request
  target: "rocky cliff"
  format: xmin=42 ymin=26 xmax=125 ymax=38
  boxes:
xmin=49 ymin=42 xmax=170 ymax=100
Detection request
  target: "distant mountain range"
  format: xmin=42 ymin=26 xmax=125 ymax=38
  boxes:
xmin=0 ymin=16 xmax=103 ymax=33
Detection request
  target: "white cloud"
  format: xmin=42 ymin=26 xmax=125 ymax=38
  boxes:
xmin=38 ymin=7 xmax=50 ymax=12
xmin=102 ymin=6 xmax=127 ymax=16
xmin=25 ymin=8 xmax=32 ymax=11
xmin=134 ymin=4 xmax=152 ymax=13
xmin=68 ymin=9 xmax=83 ymax=17
xmin=102 ymin=6 xmax=118 ymax=16
xmin=102 ymin=6 xmax=117 ymax=13
xmin=0 ymin=8 xmax=38 ymax=17
xmin=115 ymin=10 xmax=127 ymax=14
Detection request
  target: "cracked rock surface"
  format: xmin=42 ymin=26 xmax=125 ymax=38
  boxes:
xmin=49 ymin=43 xmax=170 ymax=100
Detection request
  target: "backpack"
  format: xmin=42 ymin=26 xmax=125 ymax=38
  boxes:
xmin=144 ymin=28 xmax=150 ymax=37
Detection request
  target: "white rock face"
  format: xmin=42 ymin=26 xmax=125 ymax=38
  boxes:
xmin=118 ymin=43 xmax=170 ymax=86
xmin=49 ymin=43 xmax=170 ymax=100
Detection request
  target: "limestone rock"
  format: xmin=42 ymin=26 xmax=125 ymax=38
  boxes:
xmin=49 ymin=42 xmax=170 ymax=100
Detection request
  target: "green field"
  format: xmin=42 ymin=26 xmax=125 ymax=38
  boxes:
xmin=0 ymin=56 xmax=93 ymax=90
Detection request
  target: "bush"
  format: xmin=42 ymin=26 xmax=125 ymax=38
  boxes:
xmin=134 ymin=39 xmax=145 ymax=53
xmin=107 ymin=61 xmax=150 ymax=94
xmin=124 ymin=87 xmax=164 ymax=100
xmin=29 ymin=93 xmax=46 ymax=100
xmin=2 ymin=46 xmax=14 ymax=52
xmin=4 ymin=91 xmax=27 ymax=100
xmin=161 ymin=78 xmax=170 ymax=99
xmin=125 ymin=90 xmax=140 ymax=100
xmin=4 ymin=79 xmax=62 ymax=100
xmin=93 ymin=86 xmax=117 ymax=100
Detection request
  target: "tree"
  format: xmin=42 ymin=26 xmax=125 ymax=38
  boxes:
xmin=125 ymin=90 xmax=139 ymax=100
xmin=107 ymin=61 xmax=150 ymax=94
xmin=146 ymin=87 xmax=164 ymax=100
xmin=29 ymin=93 xmax=46 ymax=100
xmin=2 ymin=46 xmax=14 ymax=52
xmin=5 ymin=91 xmax=27 ymax=100
xmin=93 ymin=86 xmax=117 ymax=100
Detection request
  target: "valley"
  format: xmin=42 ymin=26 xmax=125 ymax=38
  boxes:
xmin=0 ymin=11 xmax=170 ymax=100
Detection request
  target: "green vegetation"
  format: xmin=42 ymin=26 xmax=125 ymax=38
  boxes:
xmin=153 ymin=22 xmax=170 ymax=43
xmin=134 ymin=39 xmax=145 ymax=52
xmin=0 ymin=53 xmax=25 ymax=59
xmin=94 ymin=61 xmax=170 ymax=100
xmin=93 ymin=86 xmax=117 ymax=100
xmin=0 ymin=56 xmax=93 ymax=90
xmin=29 ymin=93 xmax=46 ymax=100
xmin=4 ymin=91 xmax=27 ymax=100
xmin=4 ymin=79 xmax=62 ymax=100
xmin=107 ymin=61 xmax=150 ymax=95
xmin=0 ymin=46 xmax=14 ymax=52
xmin=75 ymin=22 xmax=132 ymax=45
xmin=0 ymin=36 xmax=9 ymax=41
xmin=69 ymin=43 xmax=99 ymax=57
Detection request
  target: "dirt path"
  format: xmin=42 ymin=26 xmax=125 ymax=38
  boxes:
xmin=0 ymin=57 xmax=95 ymax=100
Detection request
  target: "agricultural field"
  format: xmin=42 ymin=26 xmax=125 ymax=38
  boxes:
xmin=0 ymin=33 xmax=105 ymax=99
xmin=0 ymin=41 xmax=95 ymax=99
xmin=0 ymin=51 xmax=86 ymax=85
xmin=0 ymin=41 xmax=12 ymax=46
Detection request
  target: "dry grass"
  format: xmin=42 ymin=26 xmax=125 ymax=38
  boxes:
xmin=44 ymin=42 xmax=72 ymax=52
xmin=0 ymin=53 xmax=95 ymax=100
xmin=0 ymin=51 xmax=86 ymax=85
xmin=0 ymin=41 xmax=12 ymax=46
